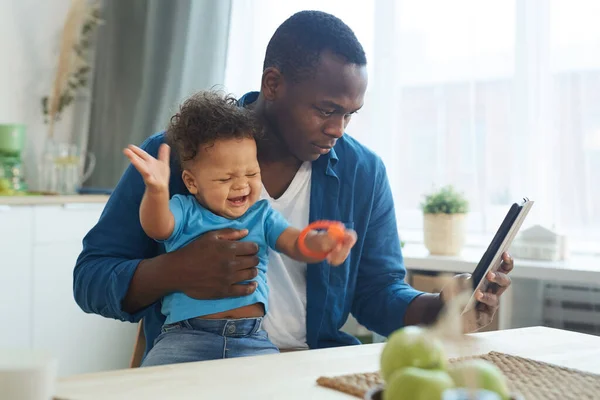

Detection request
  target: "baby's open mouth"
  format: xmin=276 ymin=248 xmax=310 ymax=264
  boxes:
xmin=228 ymin=195 xmax=248 ymax=207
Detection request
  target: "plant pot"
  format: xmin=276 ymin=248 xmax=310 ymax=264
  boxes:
xmin=423 ymin=213 xmax=467 ymax=256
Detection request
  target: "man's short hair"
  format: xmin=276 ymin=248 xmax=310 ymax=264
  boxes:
xmin=263 ymin=10 xmax=367 ymax=82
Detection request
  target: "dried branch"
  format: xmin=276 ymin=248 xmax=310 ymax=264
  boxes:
xmin=43 ymin=0 xmax=103 ymax=140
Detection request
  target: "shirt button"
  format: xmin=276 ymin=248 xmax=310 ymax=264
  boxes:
xmin=227 ymin=324 xmax=236 ymax=334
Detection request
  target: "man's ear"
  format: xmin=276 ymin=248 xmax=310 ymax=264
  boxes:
xmin=261 ymin=67 xmax=284 ymax=101
xmin=181 ymin=170 xmax=198 ymax=194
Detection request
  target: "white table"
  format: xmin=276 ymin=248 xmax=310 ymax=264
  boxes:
xmin=56 ymin=326 xmax=600 ymax=400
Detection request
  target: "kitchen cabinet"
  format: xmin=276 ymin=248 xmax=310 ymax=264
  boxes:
xmin=0 ymin=198 xmax=138 ymax=377
xmin=32 ymin=242 xmax=137 ymax=377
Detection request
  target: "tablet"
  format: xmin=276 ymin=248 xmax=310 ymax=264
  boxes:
xmin=462 ymin=198 xmax=534 ymax=314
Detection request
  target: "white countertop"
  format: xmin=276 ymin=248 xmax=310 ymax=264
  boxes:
xmin=403 ymin=243 xmax=600 ymax=285
xmin=55 ymin=326 xmax=600 ymax=400
xmin=0 ymin=194 xmax=110 ymax=206
xmin=1 ymin=195 xmax=597 ymax=284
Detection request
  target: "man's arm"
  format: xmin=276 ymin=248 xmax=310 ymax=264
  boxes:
xmin=350 ymin=158 xmax=513 ymax=335
xmin=350 ymin=159 xmax=426 ymax=336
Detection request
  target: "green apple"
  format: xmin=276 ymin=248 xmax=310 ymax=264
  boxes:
xmin=380 ymin=325 xmax=446 ymax=382
xmin=384 ymin=367 xmax=455 ymax=400
xmin=448 ymin=360 xmax=510 ymax=400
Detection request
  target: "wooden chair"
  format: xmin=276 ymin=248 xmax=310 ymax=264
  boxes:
xmin=129 ymin=319 xmax=146 ymax=368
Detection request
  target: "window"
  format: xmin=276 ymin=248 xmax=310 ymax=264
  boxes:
xmin=387 ymin=0 xmax=515 ymax=235
xmin=225 ymin=0 xmax=600 ymax=250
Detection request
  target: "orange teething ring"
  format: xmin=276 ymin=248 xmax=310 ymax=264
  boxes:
xmin=297 ymin=220 xmax=346 ymax=259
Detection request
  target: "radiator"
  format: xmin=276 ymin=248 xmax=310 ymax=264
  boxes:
xmin=542 ymin=283 xmax=600 ymax=336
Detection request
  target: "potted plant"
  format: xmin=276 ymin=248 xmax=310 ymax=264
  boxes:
xmin=420 ymin=185 xmax=469 ymax=256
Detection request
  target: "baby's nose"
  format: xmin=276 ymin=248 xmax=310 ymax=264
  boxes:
xmin=232 ymin=179 xmax=249 ymax=190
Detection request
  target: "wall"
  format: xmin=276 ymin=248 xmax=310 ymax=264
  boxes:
xmin=0 ymin=0 xmax=80 ymax=189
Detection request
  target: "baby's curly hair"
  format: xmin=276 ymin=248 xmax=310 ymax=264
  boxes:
xmin=166 ymin=90 xmax=261 ymax=165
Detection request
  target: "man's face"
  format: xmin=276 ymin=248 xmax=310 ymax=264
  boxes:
xmin=265 ymin=51 xmax=368 ymax=162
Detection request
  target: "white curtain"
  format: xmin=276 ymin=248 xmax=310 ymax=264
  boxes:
xmin=224 ymin=0 xmax=600 ymax=252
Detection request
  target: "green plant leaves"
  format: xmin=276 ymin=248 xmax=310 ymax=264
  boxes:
xmin=420 ymin=185 xmax=469 ymax=214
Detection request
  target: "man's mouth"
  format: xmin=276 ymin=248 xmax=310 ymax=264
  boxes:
xmin=227 ymin=195 xmax=249 ymax=207
xmin=312 ymin=143 xmax=334 ymax=154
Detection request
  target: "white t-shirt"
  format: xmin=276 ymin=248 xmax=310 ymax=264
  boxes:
xmin=260 ymin=162 xmax=311 ymax=350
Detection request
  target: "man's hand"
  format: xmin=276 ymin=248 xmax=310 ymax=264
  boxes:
xmin=441 ymin=252 xmax=514 ymax=332
xmin=172 ymin=228 xmax=260 ymax=299
xmin=122 ymin=228 xmax=259 ymax=313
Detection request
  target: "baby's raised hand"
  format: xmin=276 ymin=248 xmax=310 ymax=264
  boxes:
xmin=123 ymin=143 xmax=171 ymax=193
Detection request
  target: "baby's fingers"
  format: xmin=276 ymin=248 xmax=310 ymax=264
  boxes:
xmin=342 ymin=230 xmax=357 ymax=247
xmin=327 ymin=242 xmax=354 ymax=266
xmin=127 ymin=144 xmax=152 ymax=160
xmin=326 ymin=243 xmax=344 ymax=265
xmin=326 ymin=230 xmax=356 ymax=265
xmin=124 ymin=148 xmax=150 ymax=177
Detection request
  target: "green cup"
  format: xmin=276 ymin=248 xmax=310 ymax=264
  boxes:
xmin=0 ymin=124 xmax=26 ymax=156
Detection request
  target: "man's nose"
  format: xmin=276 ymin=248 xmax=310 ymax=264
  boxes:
xmin=323 ymin=115 xmax=346 ymax=138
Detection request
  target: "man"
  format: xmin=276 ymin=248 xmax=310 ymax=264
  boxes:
xmin=73 ymin=10 xmax=513 ymax=360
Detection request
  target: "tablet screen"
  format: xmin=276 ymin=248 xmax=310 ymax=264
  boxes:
xmin=462 ymin=198 xmax=533 ymax=314
xmin=470 ymin=202 xmax=523 ymax=290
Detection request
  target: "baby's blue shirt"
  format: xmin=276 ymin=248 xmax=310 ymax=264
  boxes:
xmin=160 ymin=195 xmax=290 ymax=324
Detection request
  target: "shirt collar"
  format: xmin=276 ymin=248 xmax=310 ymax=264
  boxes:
xmin=326 ymin=147 xmax=339 ymax=166
xmin=238 ymin=91 xmax=259 ymax=107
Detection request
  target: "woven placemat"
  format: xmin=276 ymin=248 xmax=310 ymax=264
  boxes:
xmin=317 ymin=371 xmax=382 ymax=398
xmin=317 ymin=351 xmax=600 ymax=399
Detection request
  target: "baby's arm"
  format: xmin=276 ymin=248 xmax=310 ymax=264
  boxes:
xmin=276 ymin=227 xmax=356 ymax=266
xmin=138 ymin=188 xmax=174 ymax=241
xmin=124 ymin=143 xmax=175 ymax=240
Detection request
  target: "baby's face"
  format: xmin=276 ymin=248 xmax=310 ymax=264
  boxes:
xmin=183 ymin=137 xmax=262 ymax=219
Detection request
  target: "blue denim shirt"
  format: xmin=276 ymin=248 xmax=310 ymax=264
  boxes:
xmin=73 ymin=91 xmax=423 ymax=358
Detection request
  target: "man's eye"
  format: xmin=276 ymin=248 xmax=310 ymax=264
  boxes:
xmin=246 ymin=173 xmax=259 ymax=177
xmin=317 ymin=108 xmax=335 ymax=117
xmin=218 ymin=178 xmax=231 ymax=183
